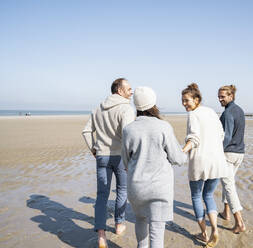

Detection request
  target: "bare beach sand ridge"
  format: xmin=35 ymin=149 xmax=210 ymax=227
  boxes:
xmin=0 ymin=115 xmax=252 ymax=247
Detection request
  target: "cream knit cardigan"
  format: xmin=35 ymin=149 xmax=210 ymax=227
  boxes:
xmin=186 ymin=106 xmax=228 ymax=181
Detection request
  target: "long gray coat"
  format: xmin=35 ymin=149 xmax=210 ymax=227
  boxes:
xmin=122 ymin=116 xmax=186 ymax=221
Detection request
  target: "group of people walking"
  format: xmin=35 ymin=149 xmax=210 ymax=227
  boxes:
xmin=82 ymin=78 xmax=246 ymax=248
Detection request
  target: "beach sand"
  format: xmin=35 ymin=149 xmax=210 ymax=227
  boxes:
xmin=0 ymin=115 xmax=252 ymax=248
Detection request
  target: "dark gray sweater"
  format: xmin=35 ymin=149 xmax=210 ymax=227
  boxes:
xmin=220 ymin=101 xmax=245 ymax=153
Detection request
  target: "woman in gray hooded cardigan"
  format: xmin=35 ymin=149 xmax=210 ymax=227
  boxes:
xmin=122 ymin=87 xmax=187 ymax=248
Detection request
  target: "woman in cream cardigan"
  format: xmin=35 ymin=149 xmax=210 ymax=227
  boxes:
xmin=182 ymin=83 xmax=227 ymax=248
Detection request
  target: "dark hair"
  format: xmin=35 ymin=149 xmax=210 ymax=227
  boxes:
xmin=137 ymin=105 xmax=161 ymax=119
xmin=181 ymin=83 xmax=202 ymax=103
xmin=218 ymin=85 xmax=237 ymax=100
xmin=111 ymin=78 xmax=126 ymax=94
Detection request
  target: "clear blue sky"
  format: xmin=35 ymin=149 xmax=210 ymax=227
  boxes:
xmin=1 ymin=0 xmax=253 ymax=112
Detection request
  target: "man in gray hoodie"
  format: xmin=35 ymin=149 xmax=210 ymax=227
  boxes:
xmin=82 ymin=78 xmax=135 ymax=247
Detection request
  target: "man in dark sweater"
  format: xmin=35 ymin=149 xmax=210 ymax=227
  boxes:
xmin=218 ymin=85 xmax=246 ymax=234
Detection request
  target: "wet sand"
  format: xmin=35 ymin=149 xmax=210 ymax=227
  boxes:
xmin=0 ymin=115 xmax=252 ymax=248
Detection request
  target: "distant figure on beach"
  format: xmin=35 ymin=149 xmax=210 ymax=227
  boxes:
xmin=218 ymin=85 xmax=246 ymax=234
xmin=182 ymin=83 xmax=227 ymax=248
xmin=82 ymin=78 xmax=135 ymax=248
xmin=122 ymin=87 xmax=186 ymax=248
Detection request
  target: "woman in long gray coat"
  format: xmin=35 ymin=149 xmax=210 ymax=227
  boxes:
xmin=122 ymin=87 xmax=186 ymax=248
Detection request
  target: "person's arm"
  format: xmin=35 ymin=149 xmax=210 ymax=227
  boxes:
xmin=121 ymin=128 xmax=130 ymax=171
xmin=164 ymin=124 xmax=187 ymax=165
xmin=218 ymin=116 xmax=225 ymax=141
xmin=183 ymin=112 xmax=200 ymax=153
xmin=82 ymin=115 xmax=96 ymax=157
xmin=223 ymin=112 xmax=234 ymax=149
xmin=120 ymin=106 xmax=135 ymax=134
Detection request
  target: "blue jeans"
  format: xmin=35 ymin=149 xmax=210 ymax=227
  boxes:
xmin=189 ymin=179 xmax=219 ymax=221
xmin=95 ymin=155 xmax=127 ymax=231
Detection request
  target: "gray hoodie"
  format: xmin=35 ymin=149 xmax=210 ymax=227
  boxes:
xmin=82 ymin=94 xmax=135 ymax=156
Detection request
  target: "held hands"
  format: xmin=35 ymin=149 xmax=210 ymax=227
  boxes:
xmin=182 ymin=141 xmax=192 ymax=153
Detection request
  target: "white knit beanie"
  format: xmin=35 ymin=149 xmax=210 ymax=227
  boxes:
xmin=134 ymin=86 xmax=157 ymax=111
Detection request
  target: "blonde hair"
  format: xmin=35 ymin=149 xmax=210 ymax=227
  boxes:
xmin=219 ymin=85 xmax=237 ymax=100
xmin=181 ymin=83 xmax=202 ymax=103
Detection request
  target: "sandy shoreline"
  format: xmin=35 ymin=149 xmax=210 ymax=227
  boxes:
xmin=0 ymin=115 xmax=252 ymax=247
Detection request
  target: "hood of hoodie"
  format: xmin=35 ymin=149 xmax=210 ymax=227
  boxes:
xmin=101 ymin=94 xmax=131 ymax=110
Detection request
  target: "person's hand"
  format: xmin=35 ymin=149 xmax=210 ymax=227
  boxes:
xmin=183 ymin=141 xmax=192 ymax=153
xmin=91 ymin=148 xmax=96 ymax=157
xmin=182 ymin=147 xmax=188 ymax=153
